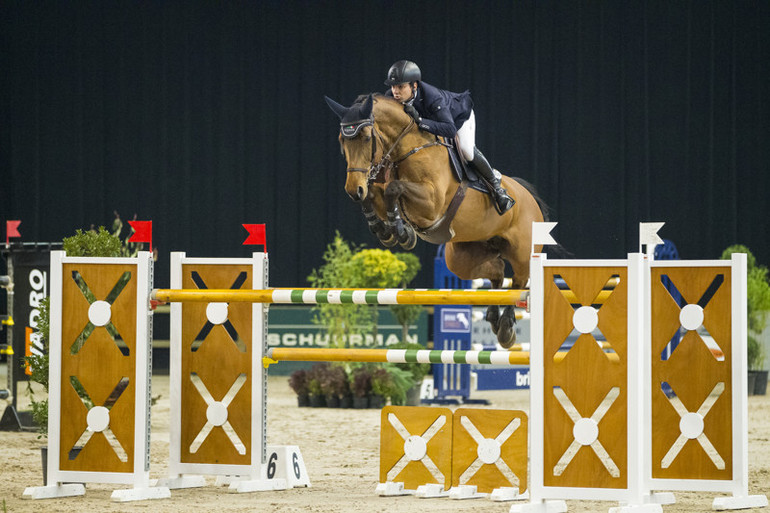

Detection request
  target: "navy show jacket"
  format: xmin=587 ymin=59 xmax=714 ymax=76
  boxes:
xmin=386 ymin=81 xmax=474 ymax=138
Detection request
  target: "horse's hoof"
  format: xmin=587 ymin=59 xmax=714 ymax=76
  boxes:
xmin=399 ymin=226 xmax=417 ymax=250
xmin=380 ymin=233 xmax=398 ymax=247
xmin=496 ymin=305 xmax=518 ymax=348
xmin=485 ymin=306 xmax=501 ymax=335
xmin=369 ymin=225 xmax=386 ymax=238
xmin=496 ymin=318 xmax=517 ymax=348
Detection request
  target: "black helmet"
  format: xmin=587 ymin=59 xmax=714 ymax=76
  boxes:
xmin=384 ymin=60 xmax=421 ymax=86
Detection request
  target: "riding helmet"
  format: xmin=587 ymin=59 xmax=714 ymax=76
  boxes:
xmin=384 ymin=60 xmax=422 ymax=86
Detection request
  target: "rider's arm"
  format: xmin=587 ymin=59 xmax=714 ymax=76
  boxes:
xmin=417 ymin=101 xmax=457 ymax=138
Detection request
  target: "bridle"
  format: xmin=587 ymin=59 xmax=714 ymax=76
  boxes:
xmin=340 ymin=112 xmax=445 ymax=185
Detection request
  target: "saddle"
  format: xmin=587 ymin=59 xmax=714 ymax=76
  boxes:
xmin=441 ymin=136 xmax=494 ymax=195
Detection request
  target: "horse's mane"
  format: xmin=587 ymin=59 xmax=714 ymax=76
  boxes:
xmin=353 ymin=92 xmax=388 ymax=104
xmin=352 ymin=92 xmax=421 ymax=135
xmin=354 ymin=93 xmax=404 ymax=114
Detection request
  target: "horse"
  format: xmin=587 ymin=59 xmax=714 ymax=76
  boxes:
xmin=325 ymin=93 xmax=549 ymax=348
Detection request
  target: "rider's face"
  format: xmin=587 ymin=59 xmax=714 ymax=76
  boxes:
xmin=391 ymin=82 xmax=414 ymax=103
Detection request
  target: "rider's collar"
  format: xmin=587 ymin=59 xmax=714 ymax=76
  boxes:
xmin=405 ymin=86 xmax=418 ymax=106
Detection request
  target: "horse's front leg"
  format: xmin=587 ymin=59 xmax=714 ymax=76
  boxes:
xmin=383 ymin=180 xmax=417 ymax=250
xmin=361 ymin=187 xmax=396 ymax=247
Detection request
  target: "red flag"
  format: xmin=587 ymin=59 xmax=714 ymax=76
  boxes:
xmin=128 ymin=220 xmax=153 ymax=252
xmin=6 ymin=220 xmax=21 ymax=246
xmin=242 ymin=223 xmax=267 ymax=251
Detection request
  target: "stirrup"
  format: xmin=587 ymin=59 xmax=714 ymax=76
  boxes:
xmin=492 ymin=189 xmax=514 ymax=215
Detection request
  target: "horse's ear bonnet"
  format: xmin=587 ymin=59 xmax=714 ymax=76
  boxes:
xmin=324 ymin=96 xmax=348 ymax=119
xmin=325 ymin=95 xmax=374 ymax=138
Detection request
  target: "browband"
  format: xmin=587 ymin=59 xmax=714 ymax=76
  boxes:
xmin=340 ymin=118 xmax=373 ymax=138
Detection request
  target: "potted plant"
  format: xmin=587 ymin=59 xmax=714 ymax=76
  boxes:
xmin=747 ymin=336 xmax=764 ymax=395
xmin=369 ymin=367 xmax=390 ymax=409
xmin=306 ymin=363 xmax=330 ymax=407
xmin=349 ymin=365 xmax=373 ymax=409
xmin=389 ymin=342 xmax=431 ymax=405
xmin=288 ymin=369 xmax=310 ymax=407
xmin=721 ymin=245 xmax=770 ymax=395
xmin=377 ymin=365 xmax=417 ymax=407
xmin=320 ymin=365 xmax=349 ymax=408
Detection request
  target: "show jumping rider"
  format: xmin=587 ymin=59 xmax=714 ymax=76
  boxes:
xmin=384 ymin=59 xmax=514 ymax=214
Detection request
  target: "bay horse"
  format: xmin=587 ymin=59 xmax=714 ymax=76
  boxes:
xmin=325 ymin=93 xmax=548 ymax=348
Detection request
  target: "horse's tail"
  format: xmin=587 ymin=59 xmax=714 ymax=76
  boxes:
xmin=512 ymin=177 xmax=573 ymax=258
xmin=512 ymin=177 xmax=550 ymax=222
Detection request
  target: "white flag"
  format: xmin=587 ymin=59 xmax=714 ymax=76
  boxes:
xmin=532 ymin=221 xmax=558 ymax=254
xmin=639 ymin=222 xmax=665 ymax=254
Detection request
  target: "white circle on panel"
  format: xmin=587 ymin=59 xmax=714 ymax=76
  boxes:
xmin=206 ymin=402 xmax=229 ymax=427
xmin=573 ymin=306 xmax=599 ymax=334
xmin=679 ymin=412 xmax=704 ymax=439
xmin=86 ymin=406 xmax=110 ymax=432
xmin=477 ymin=438 xmax=502 ymax=464
xmin=88 ymin=300 xmax=112 ymax=327
xmin=206 ymin=302 xmax=229 ymax=325
xmin=573 ymin=418 xmax=599 ymax=446
xmin=679 ymin=304 xmax=704 ymax=331
xmin=403 ymin=435 xmax=427 ymax=461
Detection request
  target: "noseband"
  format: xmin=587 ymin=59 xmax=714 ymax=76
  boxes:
xmin=339 ymin=117 xmax=380 ymax=177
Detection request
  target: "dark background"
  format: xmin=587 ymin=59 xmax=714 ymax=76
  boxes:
xmin=2 ymin=1 xmax=768 ymax=288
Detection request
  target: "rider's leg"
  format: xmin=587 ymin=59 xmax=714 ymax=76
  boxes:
xmin=469 ymin=148 xmax=514 ymax=214
xmin=457 ymin=111 xmax=514 ymax=215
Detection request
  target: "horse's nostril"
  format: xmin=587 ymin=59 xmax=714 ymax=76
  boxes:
xmin=357 ymin=186 xmax=365 ymax=200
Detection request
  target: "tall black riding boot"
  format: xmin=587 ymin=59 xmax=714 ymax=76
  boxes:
xmin=469 ymin=147 xmax=514 ymax=214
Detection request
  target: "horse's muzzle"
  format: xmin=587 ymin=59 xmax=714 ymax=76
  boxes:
xmin=348 ymin=185 xmax=366 ymax=202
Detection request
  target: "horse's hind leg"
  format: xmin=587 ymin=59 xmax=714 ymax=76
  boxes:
xmin=444 ymin=241 xmax=510 ymax=339
xmin=494 ymin=243 xmax=534 ymax=348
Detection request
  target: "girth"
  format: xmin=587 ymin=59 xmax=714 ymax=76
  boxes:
xmin=408 ymin=180 xmax=469 ymax=245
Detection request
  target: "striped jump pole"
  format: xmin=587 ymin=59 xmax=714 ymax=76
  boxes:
xmin=264 ymin=348 xmax=530 ymax=366
xmin=152 ymin=287 xmax=529 ymax=306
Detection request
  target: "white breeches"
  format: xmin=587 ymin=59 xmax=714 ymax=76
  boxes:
xmin=456 ymin=109 xmax=476 ymax=161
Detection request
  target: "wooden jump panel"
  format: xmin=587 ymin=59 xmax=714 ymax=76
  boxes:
xmin=179 ymin=264 xmax=253 ymax=466
xmin=650 ymin=266 xmax=733 ymax=481
xmin=60 ymin=262 xmax=137 ymax=473
xmin=542 ymin=266 xmax=628 ymax=490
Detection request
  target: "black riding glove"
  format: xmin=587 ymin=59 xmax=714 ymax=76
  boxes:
xmin=404 ymin=104 xmax=421 ymax=123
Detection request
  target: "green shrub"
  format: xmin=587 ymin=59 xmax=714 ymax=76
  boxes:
xmin=721 ymin=244 xmax=770 ymax=369
xmin=388 ymin=341 xmax=431 ymax=384
xmin=371 ymin=365 xmax=414 ymax=405
xmin=62 ymin=227 xmax=123 ymax=257
xmin=307 ymin=233 xmax=374 ymax=346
